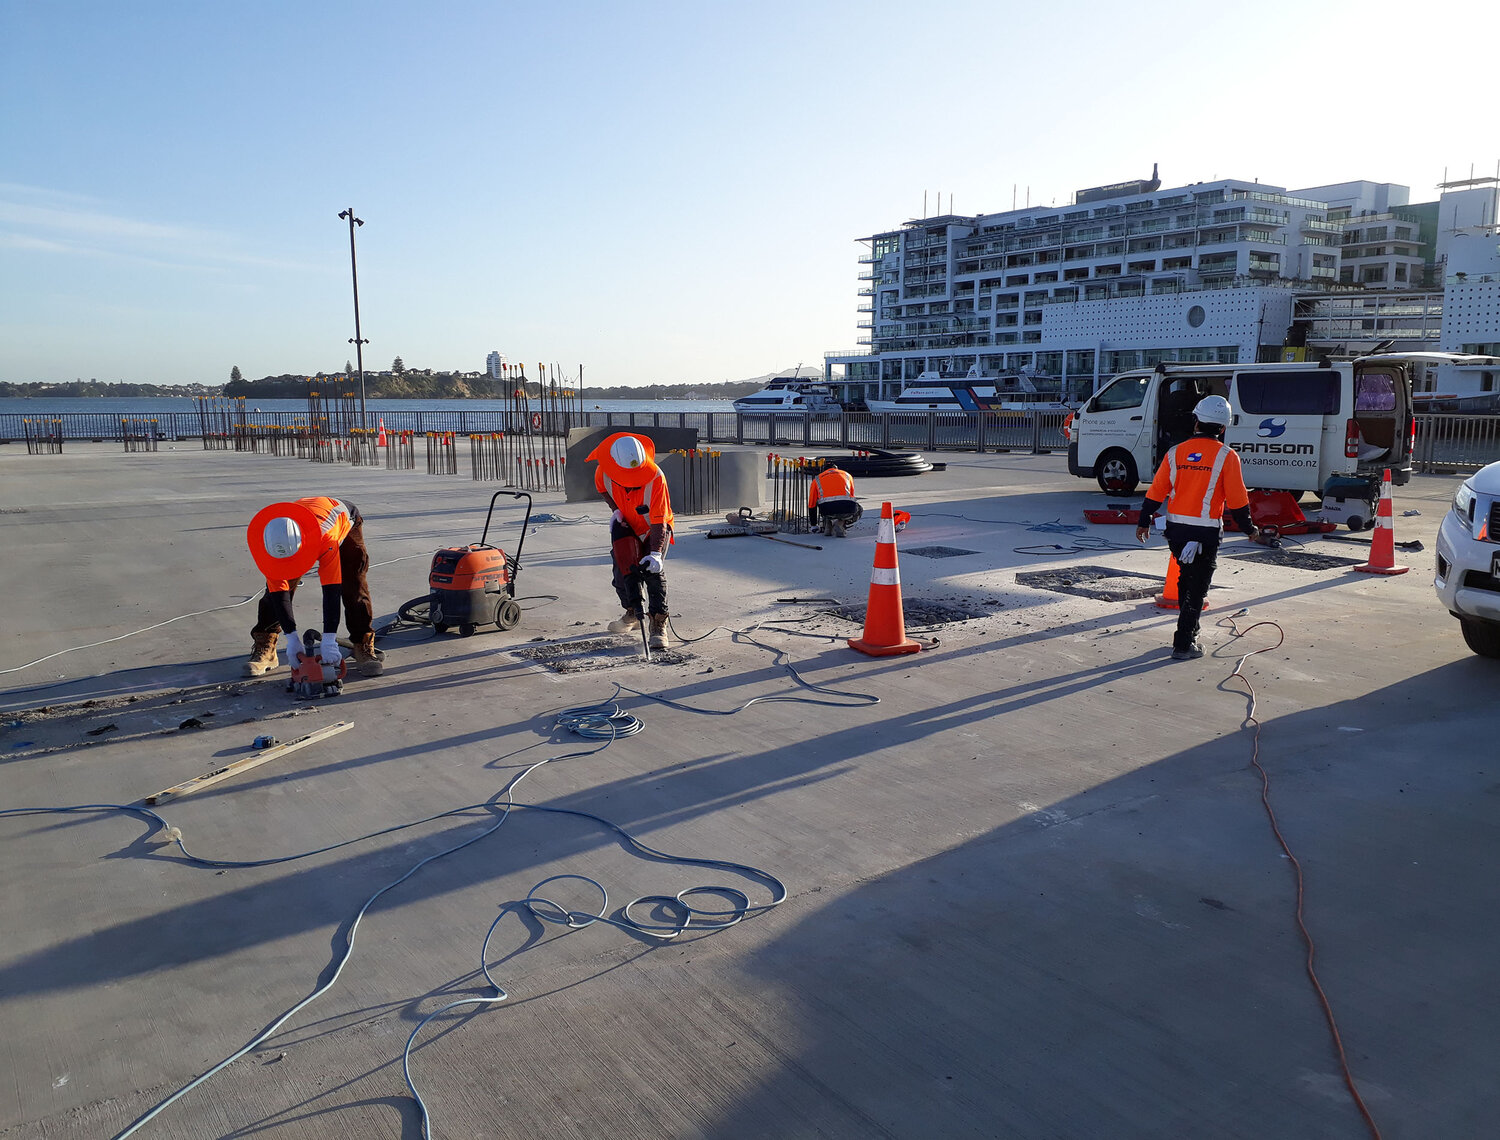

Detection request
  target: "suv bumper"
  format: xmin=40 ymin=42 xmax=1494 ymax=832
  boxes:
xmin=1435 ymin=510 xmax=1500 ymax=620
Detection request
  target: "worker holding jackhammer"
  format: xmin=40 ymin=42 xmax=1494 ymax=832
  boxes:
xmin=808 ymin=462 xmax=862 ymax=537
xmin=1135 ymin=395 xmax=1259 ymax=660
xmin=587 ymin=433 xmax=676 ymax=649
xmin=244 ymin=496 xmax=385 ymax=679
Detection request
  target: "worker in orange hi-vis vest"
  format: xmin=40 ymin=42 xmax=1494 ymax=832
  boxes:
xmin=1134 ymin=396 xmax=1260 ymax=660
xmin=586 ymin=433 xmax=676 ymax=649
xmin=807 ymin=462 xmax=863 ymax=537
xmin=244 ymin=496 xmax=385 ymax=680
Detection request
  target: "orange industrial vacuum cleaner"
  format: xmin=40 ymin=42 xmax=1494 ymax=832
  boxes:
xmin=406 ymin=490 xmax=532 ymax=637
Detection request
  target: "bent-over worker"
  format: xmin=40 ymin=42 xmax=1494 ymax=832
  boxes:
xmin=1135 ymin=396 xmax=1259 ymax=660
xmin=587 ymin=433 xmax=675 ymax=649
xmin=808 ymin=462 xmax=862 ymax=537
xmin=245 ymin=496 xmax=385 ymax=679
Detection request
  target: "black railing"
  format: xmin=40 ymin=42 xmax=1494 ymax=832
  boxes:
xmin=0 ymin=408 xmax=1077 ymax=454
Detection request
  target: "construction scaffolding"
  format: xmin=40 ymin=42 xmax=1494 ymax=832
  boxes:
xmin=22 ymin=418 xmax=63 ymax=455
xmin=765 ymin=453 xmax=823 ymax=532
xmin=427 ymin=432 xmax=458 ymax=475
xmin=121 ymin=419 xmax=160 ymax=453
xmin=194 ymin=396 xmax=244 ymax=450
xmin=669 ymin=448 xmax=721 ymax=515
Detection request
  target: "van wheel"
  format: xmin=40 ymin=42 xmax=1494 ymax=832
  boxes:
xmin=1460 ymin=619 xmax=1500 ymax=659
xmin=1096 ymin=450 xmax=1139 ymax=494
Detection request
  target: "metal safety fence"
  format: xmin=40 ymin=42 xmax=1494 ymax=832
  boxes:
xmin=1413 ymin=414 xmax=1500 ymax=474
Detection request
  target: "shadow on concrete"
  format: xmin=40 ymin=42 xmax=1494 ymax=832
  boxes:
xmin=688 ymin=655 xmax=1500 ymax=1140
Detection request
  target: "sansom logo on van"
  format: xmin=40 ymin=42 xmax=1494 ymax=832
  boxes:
xmin=1231 ymin=440 xmax=1315 ymax=455
xmin=1257 ymin=417 xmax=1287 ymax=438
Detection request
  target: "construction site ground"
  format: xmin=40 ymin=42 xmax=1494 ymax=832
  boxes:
xmin=1 ymin=443 xmax=1495 ymax=1140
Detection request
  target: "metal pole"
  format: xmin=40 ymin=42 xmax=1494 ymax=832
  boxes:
xmin=339 ymin=208 xmax=369 ymax=430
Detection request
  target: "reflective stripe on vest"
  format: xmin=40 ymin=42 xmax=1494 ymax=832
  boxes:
xmin=1164 ymin=441 xmax=1231 ymax=527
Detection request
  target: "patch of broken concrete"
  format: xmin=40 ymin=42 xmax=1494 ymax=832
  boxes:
xmin=1015 ymin=565 xmax=1162 ymax=602
xmin=511 ymin=636 xmax=692 ymax=674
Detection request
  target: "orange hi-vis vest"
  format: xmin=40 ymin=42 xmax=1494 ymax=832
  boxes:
xmin=595 ymin=467 xmax=675 ymax=541
xmin=808 ymin=467 xmax=856 ymax=511
xmin=1146 ymin=438 xmax=1249 ymax=528
xmin=266 ymin=497 xmax=355 ymax=591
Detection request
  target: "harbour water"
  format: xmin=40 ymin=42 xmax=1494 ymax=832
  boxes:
xmin=0 ymin=396 xmax=737 ymax=417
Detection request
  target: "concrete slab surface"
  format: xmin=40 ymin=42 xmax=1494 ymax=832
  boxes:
xmin=1 ymin=442 xmax=1496 ymax=1139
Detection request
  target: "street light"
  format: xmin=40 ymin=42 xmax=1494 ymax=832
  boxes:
xmin=338 ymin=208 xmax=369 ymax=429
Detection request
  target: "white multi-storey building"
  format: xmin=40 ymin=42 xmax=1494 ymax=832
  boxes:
xmin=486 ymin=351 xmax=506 ymax=379
xmin=827 ymin=168 xmax=1500 ymax=407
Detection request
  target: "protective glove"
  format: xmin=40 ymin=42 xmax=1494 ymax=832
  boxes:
xmin=1180 ymin=540 xmax=1202 ymax=565
xmin=611 ymin=509 xmax=624 ymax=525
xmin=639 ymin=552 xmax=664 ymax=574
xmin=320 ymin=632 xmax=341 ymax=664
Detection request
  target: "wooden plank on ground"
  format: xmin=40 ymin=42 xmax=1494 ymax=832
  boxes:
xmin=142 ymin=720 xmax=353 ymax=805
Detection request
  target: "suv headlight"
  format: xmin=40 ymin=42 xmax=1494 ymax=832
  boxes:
xmin=1454 ymin=483 xmax=1476 ymax=529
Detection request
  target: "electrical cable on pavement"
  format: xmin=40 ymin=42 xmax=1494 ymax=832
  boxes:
xmin=1215 ymin=611 xmax=1383 ymax=1140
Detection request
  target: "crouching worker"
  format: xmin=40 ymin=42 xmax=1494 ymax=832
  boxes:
xmin=587 ymin=433 xmax=675 ymax=649
xmin=808 ymin=462 xmax=862 ymax=537
xmin=1135 ymin=396 xmax=1259 ymax=660
xmin=245 ymin=496 xmax=385 ymax=679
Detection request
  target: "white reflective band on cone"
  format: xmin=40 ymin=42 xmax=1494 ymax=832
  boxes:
xmin=1375 ymin=516 xmax=1392 ymax=528
xmin=877 ymin=519 xmax=895 ymax=543
xmin=871 ymin=566 xmax=900 ymax=586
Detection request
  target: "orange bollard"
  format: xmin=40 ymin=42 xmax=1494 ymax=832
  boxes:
xmin=848 ymin=502 xmax=922 ymax=657
xmin=1155 ymin=553 xmax=1181 ymax=610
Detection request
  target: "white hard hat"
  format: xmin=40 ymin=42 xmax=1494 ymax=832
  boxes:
xmin=1193 ymin=395 xmax=1232 ymax=427
xmin=263 ymin=517 xmax=303 ymax=559
xmin=610 ymin=435 xmax=648 ymax=469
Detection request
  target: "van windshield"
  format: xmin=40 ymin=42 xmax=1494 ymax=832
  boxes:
xmin=1234 ymin=370 xmax=1340 ymax=415
xmin=1091 ymin=376 xmax=1148 ymax=411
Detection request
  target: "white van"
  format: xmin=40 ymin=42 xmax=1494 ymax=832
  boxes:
xmin=1067 ymin=356 xmax=1436 ymax=496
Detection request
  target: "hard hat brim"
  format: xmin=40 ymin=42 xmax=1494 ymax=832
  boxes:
xmin=248 ymin=501 xmax=322 ymax=581
xmin=586 ymin=431 xmax=657 ymax=487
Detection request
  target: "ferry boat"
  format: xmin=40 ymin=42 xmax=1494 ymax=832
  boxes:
xmin=733 ymin=377 xmax=847 ymax=415
xmin=864 ymin=369 xmax=1070 ymax=414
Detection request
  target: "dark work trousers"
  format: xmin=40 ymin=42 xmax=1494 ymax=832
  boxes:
xmin=252 ymin=518 xmax=374 ymax=640
xmin=817 ymin=501 xmax=863 ymax=525
xmin=610 ymin=518 xmax=669 ymax=618
xmin=1163 ymin=521 xmax=1221 ymax=651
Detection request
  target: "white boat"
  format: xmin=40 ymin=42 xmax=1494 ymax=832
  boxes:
xmin=733 ymin=377 xmax=846 ymax=415
xmin=864 ymin=369 xmax=1069 ymax=413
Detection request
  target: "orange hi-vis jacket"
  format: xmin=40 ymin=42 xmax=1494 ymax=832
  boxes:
xmin=808 ymin=467 xmax=856 ymax=511
xmin=266 ymin=497 xmax=356 ymax=591
xmin=594 ymin=466 xmax=675 ymax=546
xmin=1145 ymin=438 xmax=1250 ymax=529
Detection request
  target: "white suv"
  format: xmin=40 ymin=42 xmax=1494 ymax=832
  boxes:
xmin=1435 ymin=460 xmax=1500 ymax=658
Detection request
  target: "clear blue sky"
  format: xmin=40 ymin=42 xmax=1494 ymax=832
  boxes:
xmin=1 ymin=0 xmax=1492 ymax=388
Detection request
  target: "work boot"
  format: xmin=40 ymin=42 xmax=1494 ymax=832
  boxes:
xmin=608 ymin=610 xmax=643 ymax=636
xmin=1170 ymin=639 xmax=1204 ymax=661
xmin=833 ymin=519 xmax=847 ymax=538
xmin=649 ymin=614 xmax=671 ymax=650
xmin=352 ymin=632 xmax=385 ymax=677
xmin=244 ymin=630 xmax=281 ymax=677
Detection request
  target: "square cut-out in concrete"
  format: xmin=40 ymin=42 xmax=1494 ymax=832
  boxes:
xmin=1015 ymin=566 xmax=1163 ymax=602
xmin=903 ymin=545 xmax=981 ymax=559
xmin=511 ymin=636 xmax=691 ymax=673
xmin=1229 ymin=548 xmax=1364 ymax=571
xmin=825 ymin=599 xmax=997 ymax=627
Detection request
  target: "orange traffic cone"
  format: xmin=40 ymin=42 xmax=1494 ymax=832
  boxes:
xmin=1354 ymin=468 xmax=1409 ymax=576
xmin=1155 ymin=553 xmax=1181 ymax=610
xmin=849 ymin=502 xmax=922 ymax=657
xmin=377 ymin=418 xmax=387 ymax=447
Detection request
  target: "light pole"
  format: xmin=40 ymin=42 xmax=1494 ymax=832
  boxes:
xmin=338 ymin=208 xmax=369 ymax=429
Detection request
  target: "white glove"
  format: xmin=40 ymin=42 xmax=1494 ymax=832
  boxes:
xmin=611 ymin=509 xmax=624 ymax=525
xmin=639 ymin=552 xmax=664 ymax=574
xmin=1180 ymin=541 xmax=1201 ymax=565
xmin=320 ymin=633 xmax=341 ymax=663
